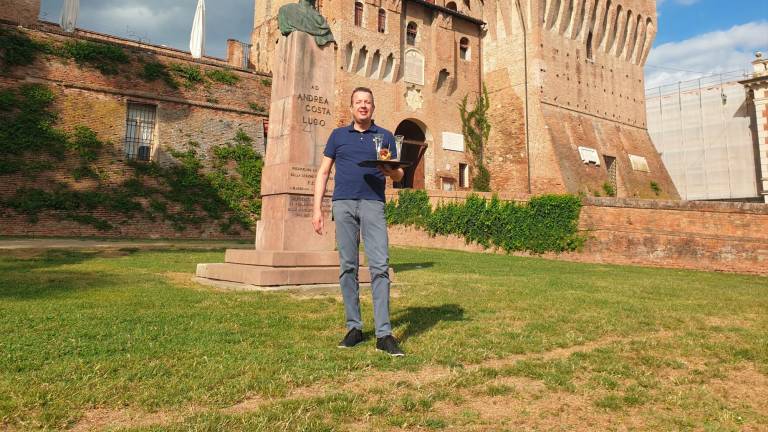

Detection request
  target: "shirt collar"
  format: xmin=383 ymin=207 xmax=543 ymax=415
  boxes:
xmin=347 ymin=121 xmax=379 ymax=133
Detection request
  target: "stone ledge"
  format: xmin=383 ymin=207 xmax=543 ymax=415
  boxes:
xmin=583 ymin=197 xmax=768 ymax=215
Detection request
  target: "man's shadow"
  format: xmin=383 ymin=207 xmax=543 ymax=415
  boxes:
xmin=390 ymin=304 xmax=465 ymax=342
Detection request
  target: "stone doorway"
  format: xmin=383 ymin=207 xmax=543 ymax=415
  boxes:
xmin=393 ymin=119 xmax=427 ymax=189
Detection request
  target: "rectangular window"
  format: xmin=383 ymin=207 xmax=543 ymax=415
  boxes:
xmin=459 ymin=163 xmax=469 ymax=188
xmin=125 ymin=103 xmax=156 ymax=161
xmin=377 ymin=9 xmax=386 ymax=33
xmin=354 ymin=2 xmax=363 ymax=26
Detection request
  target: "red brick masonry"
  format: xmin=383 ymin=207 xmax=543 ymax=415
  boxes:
xmin=388 ymin=194 xmax=768 ymax=275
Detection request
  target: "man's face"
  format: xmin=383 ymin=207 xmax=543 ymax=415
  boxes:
xmin=350 ymin=91 xmax=374 ymax=124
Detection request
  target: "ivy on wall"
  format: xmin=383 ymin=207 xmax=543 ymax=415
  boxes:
xmin=386 ymin=189 xmax=584 ymax=254
xmin=0 ymin=28 xmax=128 ymax=75
xmin=0 ymin=84 xmax=69 ymax=174
xmin=0 ymin=83 xmax=263 ymax=234
xmin=459 ymin=84 xmax=491 ymax=192
xmin=1 ymin=28 xmax=244 ymax=90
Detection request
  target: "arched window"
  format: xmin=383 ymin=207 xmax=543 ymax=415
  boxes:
xmin=459 ymin=37 xmax=470 ymax=60
xmin=377 ymin=8 xmax=386 ymax=33
xmin=586 ymin=31 xmax=594 ymax=60
xmin=462 ymin=0 xmax=470 ymax=10
xmin=446 ymin=1 xmax=458 ymax=11
xmin=406 ymin=22 xmax=417 ymax=45
xmin=354 ymin=2 xmax=363 ymax=27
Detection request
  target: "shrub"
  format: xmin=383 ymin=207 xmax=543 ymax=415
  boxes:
xmin=650 ymin=181 xmax=661 ymax=196
xmin=602 ymin=182 xmax=616 ymax=197
xmin=0 ymin=84 xmax=69 ymax=174
xmin=141 ymin=61 xmax=179 ymax=89
xmin=206 ymin=69 xmax=239 ymax=85
xmin=385 ymin=189 xmax=431 ymax=227
xmin=388 ymin=190 xmax=583 ymax=254
xmin=249 ymin=102 xmax=267 ymax=113
xmin=169 ymin=63 xmax=205 ymax=88
xmin=0 ymin=28 xmax=45 ymax=70
xmin=60 ymin=40 xmax=129 ymax=75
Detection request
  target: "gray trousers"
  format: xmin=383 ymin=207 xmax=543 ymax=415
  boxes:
xmin=332 ymin=199 xmax=392 ymax=338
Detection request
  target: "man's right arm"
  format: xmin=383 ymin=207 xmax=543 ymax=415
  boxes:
xmin=312 ymin=156 xmax=334 ymax=235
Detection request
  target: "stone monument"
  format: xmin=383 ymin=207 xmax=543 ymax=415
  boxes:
xmin=196 ymin=13 xmax=375 ymax=287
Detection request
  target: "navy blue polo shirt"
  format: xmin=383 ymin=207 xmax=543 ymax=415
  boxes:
xmin=323 ymin=122 xmax=397 ymax=202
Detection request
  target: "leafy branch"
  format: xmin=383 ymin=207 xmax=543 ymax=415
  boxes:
xmin=459 ymin=84 xmax=491 ymax=192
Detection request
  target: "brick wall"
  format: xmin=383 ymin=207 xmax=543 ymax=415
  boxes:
xmin=0 ymin=0 xmax=40 ymax=26
xmin=0 ymin=24 xmax=271 ymax=239
xmin=387 ymin=193 xmax=768 ymax=275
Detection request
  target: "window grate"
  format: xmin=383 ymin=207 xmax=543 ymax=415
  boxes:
xmin=125 ymin=103 xmax=157 ymax=161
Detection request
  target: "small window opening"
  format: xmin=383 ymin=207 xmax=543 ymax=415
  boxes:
xmin=459 ymin=163 xmax=469 ymax=188
xmin=437 ymin=68 xmax=450 ymax=90
xmin=406 ymin=22 xmax=417 ymax=45
xmin=354 ymin=2 xmax=363 ymax=27
xmin=125 ymin=103 xmax=156 ymax=161
xmin=377 ymin=8 xmax=386 ymax=33
xmin=459 ymin=37 xmax=470 ymax=60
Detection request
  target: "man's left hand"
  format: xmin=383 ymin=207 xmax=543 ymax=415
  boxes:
xmin=377 ymin=164 xmax=404 ymax=182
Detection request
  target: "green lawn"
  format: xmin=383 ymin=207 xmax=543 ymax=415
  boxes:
xmin=0 ymin=247 xmax=766 ymax=431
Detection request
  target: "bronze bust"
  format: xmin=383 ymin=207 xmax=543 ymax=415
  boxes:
xmin=278 ymin=0 xmax=335 ymax=47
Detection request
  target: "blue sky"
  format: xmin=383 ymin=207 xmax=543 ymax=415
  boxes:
xmin=39 ymin=0 xmax=768 ymax=89
xmin=654 ymin=0 xmax=762 ymax=45
xmin=646 ymin=0 xmax=768 ymax=88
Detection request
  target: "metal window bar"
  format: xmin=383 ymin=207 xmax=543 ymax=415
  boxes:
xmin=240 ymin=42 xmax=252 ymax=70
xmin=125 ymin=103 xmax=156 ymax=161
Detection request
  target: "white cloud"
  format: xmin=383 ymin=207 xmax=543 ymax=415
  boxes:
xmin=645 ymin=21 xmax=768 ymax=89
xmin=39 ymin=0 xmax=253 ymax=58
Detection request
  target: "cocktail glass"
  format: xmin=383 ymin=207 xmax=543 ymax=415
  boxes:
xmin=394 ymin=135 xmax=404 ymax=161
xmin=373 ymin=134 xmax=391 ymax=160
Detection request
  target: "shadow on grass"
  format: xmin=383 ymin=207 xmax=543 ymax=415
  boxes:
xmin=391 ymin=262 xmax=435 ymax=272
xmin=0 ymin=250 xmax=139 ymax=299
xmin=392 ymin=304 xmax=466 ymax=342
xmin=0 ymin=250 xmax=102 ymax=271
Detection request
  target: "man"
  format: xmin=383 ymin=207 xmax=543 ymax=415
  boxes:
xmin=312 ymin=87 xmax=405 ymax=357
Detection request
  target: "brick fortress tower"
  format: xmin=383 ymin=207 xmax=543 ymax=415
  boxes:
xmin=251 ymin=0 xmax=679 ymax=198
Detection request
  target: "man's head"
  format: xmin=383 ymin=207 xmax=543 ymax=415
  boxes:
xmin=350 ymin=87 xmax=375 ymax=125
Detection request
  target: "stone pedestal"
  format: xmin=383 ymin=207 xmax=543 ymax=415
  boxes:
xmin=196 ymin=31 xmax=378 ymax=288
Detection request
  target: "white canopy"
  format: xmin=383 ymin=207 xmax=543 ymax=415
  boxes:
xmin=60 ymin=0 xmax=79 ymax=32
xmin=190 ymin=0 xmax=206 ymax=59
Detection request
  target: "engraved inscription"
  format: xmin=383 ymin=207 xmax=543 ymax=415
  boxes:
xmin=288 ymin=195 xmax=330 ymax=218
xmin=298 ymin=85 xmax=332 ymax=127
xmin=287 ymin=165 xmax=333 ymax=194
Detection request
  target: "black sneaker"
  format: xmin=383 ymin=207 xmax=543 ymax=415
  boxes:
xmin=338 ymin=328 xmax=364 ymax=348
xmin=376 ymin=335 xmax=405 ymax=357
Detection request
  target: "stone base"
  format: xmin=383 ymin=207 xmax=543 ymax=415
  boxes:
xmin=195 ymin=249 xmax=390 ymax=287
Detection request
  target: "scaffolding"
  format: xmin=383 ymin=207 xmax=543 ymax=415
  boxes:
xmin=645 ymin=71 xmax=759 ymax=201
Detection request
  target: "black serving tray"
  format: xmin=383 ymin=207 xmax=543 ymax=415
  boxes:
xmin=358 ymin=160 xmax=413 ymax=168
